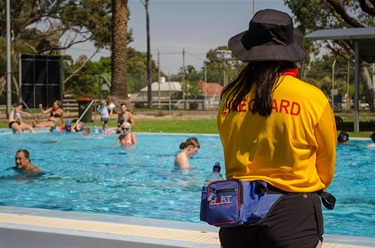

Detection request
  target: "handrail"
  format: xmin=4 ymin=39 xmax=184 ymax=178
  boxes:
xmin=20 ymin=98 xmax=38 ymax=120
xmin=72 ymin=99 xmax=95 ymax=130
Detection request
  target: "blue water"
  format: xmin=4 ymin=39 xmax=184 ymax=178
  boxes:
xmin=0 ymin=129 xmax=374 ymax=238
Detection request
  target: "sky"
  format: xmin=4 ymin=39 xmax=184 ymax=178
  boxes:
xmin=66 ymin=0 xmax=291 ymax=75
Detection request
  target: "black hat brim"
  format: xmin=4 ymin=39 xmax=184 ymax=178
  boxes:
xmin=228 ymin=28 xmax=307 ymax=62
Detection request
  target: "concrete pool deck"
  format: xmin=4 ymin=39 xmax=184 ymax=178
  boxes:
xmin=1 ymin=206 xmax=374 ymax=248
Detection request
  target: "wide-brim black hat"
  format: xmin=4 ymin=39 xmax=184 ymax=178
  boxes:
xmin=228 ymin=9 xmax=307 ymax=62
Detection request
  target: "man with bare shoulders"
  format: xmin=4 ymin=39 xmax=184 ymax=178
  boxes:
xmin=107 ymin=103 xmax=135 ymax=134
xmin=14 ymin=149 xmax=41 ymax=174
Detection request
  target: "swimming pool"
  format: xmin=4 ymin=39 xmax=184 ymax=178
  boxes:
xmin=0 ymin=129 xmax=374 ymax=238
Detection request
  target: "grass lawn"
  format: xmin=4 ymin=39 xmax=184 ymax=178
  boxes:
xmin=1 ymin=110 xmax=373 ymax=138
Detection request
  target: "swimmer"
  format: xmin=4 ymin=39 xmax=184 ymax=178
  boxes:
xmin=82 ymin=128 xmax=90 ymax=136
xmin=14 ymin=149 xmax=43 ymax=178
xmin=337 ymin=131 xmax=349 ymax=144
xmin=174 ymin=137 xmax=200 ymax=170
xmin=115 ymin=122 xmax=137 ymax=147
xmin=367 ymin=131 xmax=375 ymax=149
xmin=63 ymin=120 xmax=73 ymax=132
xmin=73 ymin=121 xmax=85 ymax=132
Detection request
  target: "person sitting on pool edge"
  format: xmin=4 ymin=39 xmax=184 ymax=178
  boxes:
xmin=174 ymin=137 xmax=200 ymax=170
xmin=115 ymin=122 xmax=137 ymax=147
xmin=32 ymin=100 xmax=64 ymax=129
xmin=14 ymin=149 xmax=43 ymax=178
xmin=8 ymin=103 xmax=36 ymax=134
xmin=337 ymin=131 xmax=349 ymax=144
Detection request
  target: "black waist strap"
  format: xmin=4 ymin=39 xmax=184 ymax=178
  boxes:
xmin=265 ymin=184 xmax=290 ymax=194
xmin=260 ymin=182 xmax=336 ymax=210
xmin=317 ymin=190 xmax=336 ymax=210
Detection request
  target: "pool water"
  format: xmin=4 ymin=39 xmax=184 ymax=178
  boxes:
xmin=0 ymin=130 xmax=374 ymax=238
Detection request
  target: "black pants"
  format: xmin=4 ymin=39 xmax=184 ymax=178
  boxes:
xmin=219 ymin=192 xmax=323 ymax=248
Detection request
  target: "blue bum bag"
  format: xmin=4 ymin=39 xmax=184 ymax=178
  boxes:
xmin=200 ymin=179 xmax=283 ymax=227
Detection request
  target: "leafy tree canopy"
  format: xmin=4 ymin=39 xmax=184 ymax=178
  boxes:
xmin=285 ymin=0 xmax=375 ymax=111
xmin=0 ymin=0 xmax=133 ymax=97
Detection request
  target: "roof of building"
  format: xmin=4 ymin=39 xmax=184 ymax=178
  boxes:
xmin=305 ymin=27 xmax=375 ymax=63
xmin=139 ymin=82 xmax=182 ymax=92
xmin=198 ymin=81 xmax=223 ymax=97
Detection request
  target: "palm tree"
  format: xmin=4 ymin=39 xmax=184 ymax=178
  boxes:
xmin=111 ymin=0 xmax=128 ymax=100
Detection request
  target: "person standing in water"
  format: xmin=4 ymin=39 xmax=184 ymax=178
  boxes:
xmin=115 ymin=122 xmax=137 ymax=147
xmin=174 ymin=137 xmax=200 ymax=170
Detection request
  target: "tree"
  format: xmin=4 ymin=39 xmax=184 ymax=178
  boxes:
xmin=205 ymin=46 xmax=241 ymax=86
xmin=171 ymin=65 xmax=203 ymax=99
xmin=61 ymin=47 xmax=159 ymax=100
xmin=0 ymin=0 xmax=113 ymax=100
xmin=0 ymin=0 xmax=136 ymax=104
xmin=285 ymin=0 xmax=375 ymax=112
xmin=110 ymin=0 xmax=128 ymax=102
xmin=306 ymin=54 xmax=361 ymax=105
xmin=64 ymin=58 xmax=102 ymax=99
xmin=127 ymin=47 xmax=158 ymax=94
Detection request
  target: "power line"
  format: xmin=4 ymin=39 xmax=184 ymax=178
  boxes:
xmin=185 ymin=52 xmax=205 ymax=61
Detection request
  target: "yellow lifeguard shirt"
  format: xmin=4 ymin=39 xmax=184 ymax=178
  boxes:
xmin=217 ymin=73 xmax=336 ymax=192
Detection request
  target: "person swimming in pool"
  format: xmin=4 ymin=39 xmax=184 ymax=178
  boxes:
xmin=62 ymin=120 xmax=73 ymax=132
xmin=32 ymin=100 xmax=64 ymax=129
xmin=72 ymin=121 xmax=85 ymax=132
xmin=367 ymin=131 xmax=375 ymax=149
xmin=115 ymin=122 xmax=137 ymax=147
xmin=337 ymin=131 xmax=349 ymax=144
xmin=14 ymin=149 xmax=43 ymax=179
xmin=82 ymin=127 xmax=90 ymax=136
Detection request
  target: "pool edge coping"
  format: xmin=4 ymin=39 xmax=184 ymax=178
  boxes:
xmin=1 ymin=206 xmax=374 ymax=247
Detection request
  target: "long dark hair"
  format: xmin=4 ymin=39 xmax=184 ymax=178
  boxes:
xmin=221 ymin=61 xmax=295 ymax=117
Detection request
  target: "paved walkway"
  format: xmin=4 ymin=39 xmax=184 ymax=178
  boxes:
xmin=1 ymin=207 xmax=374 ymax=248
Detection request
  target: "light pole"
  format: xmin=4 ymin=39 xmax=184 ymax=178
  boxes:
xmin=216 ymin=49 xmax=232 ymax=87
xmin=253 ymin=0 xmax=256 ymax=16
xmin=143 ymin=0 xmax=152 ymax=108
xmin=168 ymin=73 xmax=171 ymax=116
xmin=204 ymin=60 xmax=207 ymax=110
xmin=182 ymin=49 xmax=186 ymax=109
xmin=331 ymin=59 xmax=336 ymax=110
xmin=346 ymin=61 xmax=350 ymax=110
xmin=6 ymin=0 xmax=11 ymax=117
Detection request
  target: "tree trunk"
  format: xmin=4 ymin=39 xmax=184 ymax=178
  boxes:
xmin=111 ymin=0 xmax=128 ymax=99
xmin=359 ymin=61 xmax=375 ymax=112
